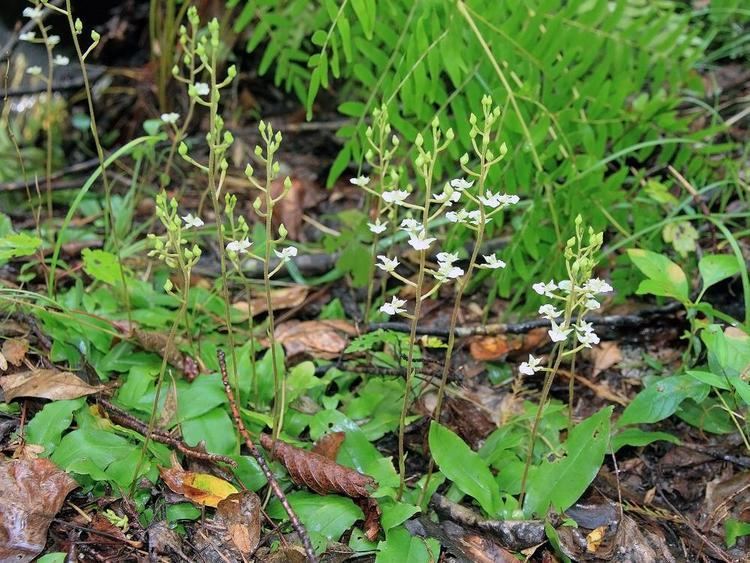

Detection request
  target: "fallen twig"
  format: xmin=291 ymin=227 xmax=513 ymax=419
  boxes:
xmin=217 ymin=350 xmax=317 ymax=563
xmin=97 ymin=398 xmax=237 ymax=468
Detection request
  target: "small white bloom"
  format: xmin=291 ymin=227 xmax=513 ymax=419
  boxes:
xmin=548 ymin=320 xmax=572 ymax=343
xmin=479 ymin=254 xmax=506 ymax=269
xmin=407 ymin=230 xmax=436 ymax=251
xmin=519 ymin=354 xmax=542 ymax=375
xmin=19 ymin=31 xmax=36 ymax=41
xmin=436 ymin=252 xmax=458 ymax=264
xmin=46 ymin=35 xmax=60 ymax=46
xmin=434 ymin=261 xmax=464 ymax=281
xmin=584 ymin=298 xmax=600 ymax=310
xmin=445 ymin=210 xmax=467 ymax=223
xmin=433 ymin=187 xmax=461 ymax=205
xmin=400 ymin=218 xmax=423 ymax=233
xmin=376 ymin=255 xmax=399 ymax=273
xmin=181 ymin=213 xmax=204 ymax=229
xmin=380 ymin=296 xmax=407 ymax=316
xmin=538 ymin=304 xmax=562 ymax=320
xmin=26 ymin=66 xmax=42 ymax=76
xmin=53 ymin=55 xmax=70 ymax=66
xmin=467 ymin=210 xmax=484 ymax=226
xmin=226 ymin=238 xmax=252 ymax=254
xmin=161 ymin=112 xmax=180 ymax=125
xmin=450 ymin=178 xmax=474 ymax=191
xmin=478 ymin=191 xmax=503 ymax=208
xmin=532 ymin=280 xmax=558 ymax=297
xmin=497 ymin=194 xmax=520 ymax=205
xmin=193 ymin=82 xmax=210 ymax=96
xmin=350 ymin=176 xmax=370 ymax=187
xmin=584 ymin=278 xmax=613 ymax=294
xmin=382 ymin=189 xmax=409 ymax=205
xmin=558 ymin=280 xmax=573 ymax=293
xmin=575 ymin=321 xmax=600 ymax=347
xmin=368 ymin=219 xmax=388 ymax=234
xmin=274 ymin=246 xmax=298 ymax=261
xmin=23 ymin=6 xmax=43 ymax=19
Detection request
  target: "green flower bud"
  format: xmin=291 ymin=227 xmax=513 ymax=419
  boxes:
xmin=284 ymin=176 xmax=292 ymax=189
xmin=460 ymin=153 xmax=469 ymax=165
xmin=253 ymin=197 xmax=262 ymax=210
xmin=446 ymin=128 xmax=455 ymax=140
xmin=245 ymin=164 xmax=254 ymax=177
xmin=91 ymin=30 xmax=100 ymax=43
xmin=178 ymin=142 xmax=188 ymax=156
xmin=227 ymin=65 xmax=237 ymax=79
xmin=254 ymin=145 xmax=263 ymax=157
xmin=279 ymin=223 xmax=288 ymax=239
xmin=164 ymin=278 xmax=173 ymax=292
xmin=74 ymin=18 xmax=83 ymax=34
xmin=415 ymin=133 xmax=423 ymax=148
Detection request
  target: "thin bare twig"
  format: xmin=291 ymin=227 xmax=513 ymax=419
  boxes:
xmin=217 ymin=350 xmax=317 ymax=563
xmin=98 ymin=398 xmax=237 ymax=467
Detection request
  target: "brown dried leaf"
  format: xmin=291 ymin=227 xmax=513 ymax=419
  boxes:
xmin=591 ymin=341 xmax=623 ymax=376
xmin=0 ymin=369 xmax=103 ymax=401
xmin=311 ymin=431 xmax=346 ymax=461
xmin=133 ymin=329 xmax=184 ymax=367
xmin=216 ymin=491 xmax=262 ymax=557
xmin=260 ymin=434 xmax=375 ymax=498
xmin=469 ymin=336 xmax=512 ymax=361
xmin=357 ymin=497 xmax=382 ymax=542
xmin=233 ymin=285 xmax=309 ymax=317
xmin=0 ymin=458 xmax=78 ymax=563
xmin=160 ymin=455 xmax=239 ymax=508
xmin=2 ymin=338 xmax=29 ymax=368
xmin=274 ymin=320 xmax=356 ymax=359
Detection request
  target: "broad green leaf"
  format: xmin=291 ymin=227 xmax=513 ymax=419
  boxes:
xmin=702 ymin=325 xmax=750 ymax=378
xmin=267 ymin=491 xmax=363 ymax=544
xmin=26 ymin=398 xmax=85 ymax=455
xmin=82 ymin=249 xmax=123 ymax=285
xmin=699 ymin=254 xmax=740 ymax=291
xmin=166 ymin=502 xmax=202 ymax=522
xmin=182 ymin=407 xmax=237 ymax=456
xmin=428 ymin=422 xmax=499 ymax=515
xmin=627 ymin=248 xmax=688 ymax=302
xmin=376 ymin=527 xmax=440 ymax=563
xmin=725 ymin=518 xmax=750 ymax=548
xmin=524 ymin=407 xmax=612 ymax=517
xmin=0 ymin=232 xmax=42 ymax=262
xmin=379 ymin=498 xmax=420 ymax=531
xmin=676 ymin=398 xmax=736 ymax=434
xmin=609 ymin=428 xmax=680 ymax=453
xmin=37 ymin=554 xmax=67 ymax=563
xmin=618 ymin=375 xmax=709 ymax=427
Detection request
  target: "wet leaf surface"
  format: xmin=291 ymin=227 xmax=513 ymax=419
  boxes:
xmin=0 ymin=458 xmax=78 ymax=563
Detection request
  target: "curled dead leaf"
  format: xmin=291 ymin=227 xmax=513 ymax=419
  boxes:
xmin=0 ymin=458 xmax=78 ymax=563
xmin=274 ymin=319 xmax=357 ymax=359
xmin=0 ymin=369 xmax=103 ymax=401
xmin=591 ymin=341 xmax=622 ymax=376
xmin=311 ymin=431 xmax=346 ymax=461
xmin=217 ymin=491 xmax=262 ymax=557
xmin=260 ymin=434 xmax=375 ymax=498
xmin=160 ymin=455 xmax=239 ymax=508
xmin=2 ymin=338 xmax=29 ymax=368
xmin=233 ymin=285 xmax=309 ymax=318
xmin=469 ymin=328 xmax=548 ymax=362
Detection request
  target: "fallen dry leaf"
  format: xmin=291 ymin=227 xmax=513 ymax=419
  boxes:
xmin=233 ymin=285 xmax=309 ymax=318
xmin=469 ymin=327 xmax=548 ymax=362
xmin=274 ymin=319 xmax=357 ymax=359
xmin=160 ymin=455 xmax=239 ymax=508
xmin=217 ymin=491 xmax=262 ymax=557
xmin=260 ymin=434 xmax=375 ymax=498
xmin=0 ymin=458 xmax=78 ymax=563
xmin=2 ymin=338 xmax=29 ymax=368
xmin=311 ymin=431 xmax=346 ymax=460
xmin=0 ymin=369 xmax=103 ymax=401
xmin=591 ymin=341 xmax=623 ymax=376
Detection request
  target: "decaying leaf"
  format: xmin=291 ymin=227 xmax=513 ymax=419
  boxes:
xmin=591 ymin=341 xmax=623 ymax=376
xmin=0 ymin=369 xmax=103 ymax=401
xmin=274 ymin=319 xmax=357 ymax=359
xmin=133 ymin=329 xmax=184 ymax=367
xmin=358 ymin=497 xmax=382 ymax=542
xmin=233 ymin=285 xmax=309 ymax=318
xmin=217 ymin=491 xmax=262 ymax=556
xmin=260 ymin=433 xmax=375 ymax=498
xmin=0 ymin=458 xmax=78 ymax=563
xmin=2 ymin=338 xmax=29 ymax=368
xmin=469 ymin=328 xmax=548 ymax=362
xmin=160 ymin=456 xmax=239 ymax=508
xmin=311 ymin=431 xmax=346 ymax=460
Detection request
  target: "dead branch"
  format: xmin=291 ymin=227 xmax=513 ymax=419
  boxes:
xmin=217 ymin=350 xmax=317 ymax=563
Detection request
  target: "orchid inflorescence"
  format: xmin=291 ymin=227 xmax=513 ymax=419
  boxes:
xmin=519 ymin=215 xmax=613 ymax=376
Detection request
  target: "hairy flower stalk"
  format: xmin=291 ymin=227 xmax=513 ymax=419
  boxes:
xmin=363 ymin=105 xmax=399 ymax=321
xmin=245 ymin=122 xmax=294 ymax=444
xmin=418 ymin=97 xmax=512 ymax=505
xmin=518 ymin=215 xmax=612 ymax=509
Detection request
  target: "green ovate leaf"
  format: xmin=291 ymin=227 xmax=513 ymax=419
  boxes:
xmin=82 ymin=249 xmax=123 ymax=285
xmin=618 ymin=375 xmax=709 ymax=427
xmin=428 ymin=421 xmax=500 ymax=516
xmin=26 ymin=399 xmax=85 ymax=455
xmin=699 ymin=254 xmax=741 ymax=291
xmin=627 ymin=248 xmax=689 ymax=302
xmin=524 ymin=407 xmax=613 ymax=517
xmin=376 ymin=526 xmax=440 ymax=563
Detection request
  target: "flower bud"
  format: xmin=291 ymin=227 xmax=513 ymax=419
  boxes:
xmin=415 ymin=133 xmax=423 ymax=148
xmin=283 ymin=176 xmax=292 ymax=189
xmin=446 ymin=128 xmax=454 ymax=140
xmin=91 ymin=30 xmax=100 ymax=43
xmin=227 ymin=65 xmax=237 ymax=79
xmin=245 ymin=164 xmax=254 ymax=178
xmin=253 ymin=197 xmax=262 ymax=210
xmin=279 ymin=223 xmax=288 ymax=238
